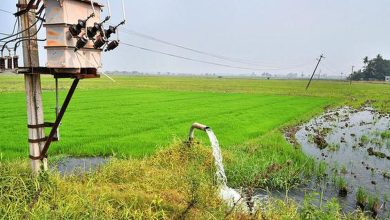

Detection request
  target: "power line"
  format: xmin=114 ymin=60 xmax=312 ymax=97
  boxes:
xmin=0 ymin=8 xmax=13 ymax=15
xmin=1 ymin=14 xmax=45 ymax=55
xmin=0 ymin=19 xmax=19 ymax=41
xmin=121 ymin=28 xmax=311 ymax=70
xmin=120 ymin=42 xmax=291 ymax=72
xmin=0 ymin=3 xmax=45 ymax=42
xmin=322 ymin=64 xmax=338 ymax=74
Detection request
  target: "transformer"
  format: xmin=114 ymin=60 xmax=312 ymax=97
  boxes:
xmin=43 ymin=0 xmax=103 ymax=70
xmin=0 ymin=57 xmax=5 ymax=71
xmin=6 ymin=56 xmax=13 ymax=69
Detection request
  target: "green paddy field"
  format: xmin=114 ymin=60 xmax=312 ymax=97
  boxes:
xmin=1 ymin=75 xmax=388 ymax=159
xmin=0 ymin=74 xmax=388 ymax=219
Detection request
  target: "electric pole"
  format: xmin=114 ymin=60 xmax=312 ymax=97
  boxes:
xmin=19 ymin=0 xmax=47 ymax=173
xmin=306 ymin=54 xmax=324 ymax=90
xmin=350 ymin=65 xmax=354 ymax=85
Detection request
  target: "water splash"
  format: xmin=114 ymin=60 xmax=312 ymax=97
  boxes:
xmin=205 ymin=128 xmax=241 ymax=206
xmin=206 ymin=129 xmax=228 ymax=185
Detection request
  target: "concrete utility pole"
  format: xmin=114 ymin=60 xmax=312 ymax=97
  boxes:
xmin=19 ymin=0 xmax=47 ymax=173
xmin=306 ymin=54 xmax=324 ymax=90
xmin=350 ymin=65 xmax=354 ymax=85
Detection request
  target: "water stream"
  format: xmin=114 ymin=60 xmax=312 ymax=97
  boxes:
xmin=205 ymin=128 xmax=242 ymax=206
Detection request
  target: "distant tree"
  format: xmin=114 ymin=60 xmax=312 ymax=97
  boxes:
xmin=350 ymin=54 xmax=390 ymax=80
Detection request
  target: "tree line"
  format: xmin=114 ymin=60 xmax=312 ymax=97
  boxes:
xmin=350 ymin=54 xmax=390 ymax=81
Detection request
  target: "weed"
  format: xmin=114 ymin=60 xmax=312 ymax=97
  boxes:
xmin=367 ymin=194 xmax=381 ymax=218
xmin=356 ymin=187 xmax=368 ymax=210
xmin=0 ymin=143 xmax=227 ymax=219
xmin=335 ymin=177 xmax=348 ymax=197
xmin=384 ymin=171 xmax=390 ymax=179
xmin=315 ymin=161 xmax=328 ymax=179
xmin=381 ymin=131 xmax=390 ymax=139
xmin=340 ymin=165 xmax=348 ymax=175
xmin=371 ymin=138 xmax=384 ymax=147
xmin=384 ymin=193 xmax=389 ymax=209
xmin=328 ymin=143 xmax=341 ymax=152
xmin=360 ymin=135 xmax=369 ymax=144
xmin=300 ymin=193 xmax=343 ymax=220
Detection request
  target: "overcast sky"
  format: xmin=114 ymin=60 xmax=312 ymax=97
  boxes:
xmin=1 ymin=0 xmax=390 ymax=76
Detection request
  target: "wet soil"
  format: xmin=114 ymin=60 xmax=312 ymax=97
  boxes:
xmin=286 ymin=106 xmax=390 ymax=218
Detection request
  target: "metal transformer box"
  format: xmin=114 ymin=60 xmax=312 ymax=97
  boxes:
xmin=44 ymin=0 xmax=103 ymax=69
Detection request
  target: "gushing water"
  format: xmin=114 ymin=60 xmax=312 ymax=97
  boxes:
xmin=205 ymin=128 xmax=241 ymax=206
xmin=206 ymin=129 xmax=228 ymax=186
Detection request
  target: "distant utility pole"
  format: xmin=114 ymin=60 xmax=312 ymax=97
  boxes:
xmin=350 ymin=65 xmax=354 ymax=85
xmin=306 ymin=54 xmax=324 ymax=90
xmin=19 ymin=0 xmax=47 ymax=173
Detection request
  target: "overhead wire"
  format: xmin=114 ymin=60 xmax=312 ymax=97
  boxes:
xmin=0 ymin=19 xmax=19 ymax=42
xmin=12 ymin=13 xmax=45 ymax=53
xmin=0 ymin=3 xmax=45 ymax=42
xmin=322 ymin=64 xmax=338 ymax=74
xmin=14 ymin=38 xmax=46 ymax=54
xmin=3 ymin=3 xmax=315 ymax=74
xmin=1 ymin=13 xmax=45 ymax=56
xmin=120 ymin=42 xmax=308 ymax=72
xmin=121 ymin=28 xmax=312 ymax=70
xmin=0 ymin=8 xmax=13 ymax=15
xmin=0 ymin=18 xmax=40 ymax=42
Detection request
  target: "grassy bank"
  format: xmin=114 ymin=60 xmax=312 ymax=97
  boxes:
xmin=0 ymin=143 xmax=369 ymax=219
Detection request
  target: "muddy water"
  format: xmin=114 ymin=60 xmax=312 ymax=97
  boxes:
xmin=55 ymin=157 xmax=108 ymax=175
xmin=294 ymin=106 xmax=390 ymax=216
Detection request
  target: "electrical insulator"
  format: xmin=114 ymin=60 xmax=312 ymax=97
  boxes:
xmin=13 ymin=56 xmax=19 ymax=69
xmin=0 ymin=57 xmax=5 ymax=71
xmin=6 ymin=56 xmax=12 ymax=69
xmin=74 ymin=35 xmax=89 ymax=51
xmin=104 ymin=26 xmax=116 ymax=39
xmin=87 ymin=22 xmax=102 ymax=39
xmin=105 ymin=40 xmax=119 ymax=52
xmin=93 ymin=35 xmax=106 ymax=49
xmin=69 ymin=19 xmax=87 ymax=37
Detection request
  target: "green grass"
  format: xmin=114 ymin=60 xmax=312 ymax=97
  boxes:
xmin=0 ymin=88 xmax=330 ymax=158
xmin=1 ymin=75 xmax=389 ymax=109
xmin=0 ymin=143 xmax=370 ymax=219
xmin=1 ymin=74 xmax=388 ymax=188
xmin=0 ymin=74 xmax=387 ymax=218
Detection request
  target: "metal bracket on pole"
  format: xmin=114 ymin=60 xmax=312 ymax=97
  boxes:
xmin=54 ymin=77 xmax=60 ymax=140
xmin=29 ymin=78 xmax=80 ymax=161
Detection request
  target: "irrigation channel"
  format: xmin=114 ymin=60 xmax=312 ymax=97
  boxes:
xmin=285 ymin=106 xmax=390 ymax=218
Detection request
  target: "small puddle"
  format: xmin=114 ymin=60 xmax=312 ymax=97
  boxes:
xmin=288 ymin=106 xmax=390 ymax=217
xmin=55 ymin=157 xmax=108 ymax=175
